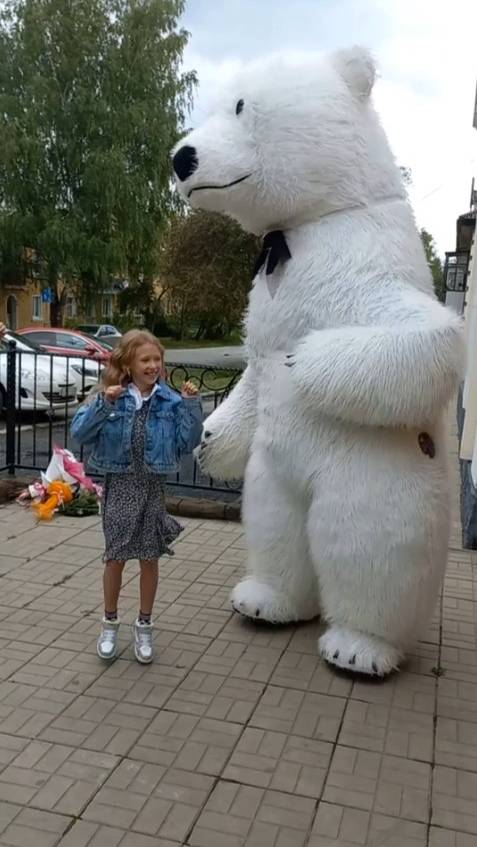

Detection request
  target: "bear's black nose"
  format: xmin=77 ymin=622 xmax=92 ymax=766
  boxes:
xmin=172 ymin=145 xmax=198 ymax=182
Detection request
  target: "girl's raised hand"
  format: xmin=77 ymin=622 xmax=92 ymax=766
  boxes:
xmin=105 ymin=385 xmax=125 ymax=403
xmin=181 ymin=380 xmax=199 ymax=398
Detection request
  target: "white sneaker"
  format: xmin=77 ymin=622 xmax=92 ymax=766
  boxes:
xmin=134 ymin=619 xmax=154 ymax=664
xmin=97 ymin=618 xmax=119 ymax=660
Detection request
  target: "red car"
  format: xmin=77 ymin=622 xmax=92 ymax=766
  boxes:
xmin=18 ymin=327 xmax=112 ymax=363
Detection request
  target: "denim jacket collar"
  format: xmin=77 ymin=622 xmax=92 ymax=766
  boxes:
xmin=128 ymin=382 xmax=159 ymax=410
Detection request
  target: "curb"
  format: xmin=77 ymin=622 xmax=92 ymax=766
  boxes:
xmin=0 ymin=477 xmax=241 ymax=522
xmin=0 ymin=478 xmax=30 ymax=504
xmin=166 ymin=495 xmax=241 ymax=522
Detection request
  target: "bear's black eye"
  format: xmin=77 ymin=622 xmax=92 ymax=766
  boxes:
xmin=235 ymin=99 xmax=244 ymax=116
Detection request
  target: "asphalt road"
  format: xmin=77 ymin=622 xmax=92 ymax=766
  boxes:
xmin=166 ymin=346 xmax=245 ymax=369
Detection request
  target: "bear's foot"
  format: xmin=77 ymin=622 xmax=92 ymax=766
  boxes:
xmin=319 ymin=627 xmax=403 ymax=677
xmin=231 ymin=578 xmax=318 ymax=625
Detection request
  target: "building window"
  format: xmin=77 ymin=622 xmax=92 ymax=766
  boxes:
xmin=84 ymin=298 xmax=95 ymax=319
xmin=6 ymin=295 xmax=18 ymax=331
xmin=32 ymin=294 xmax=42 ymax=321
xmin=65 ymin=295 xmax=77 ymax=319
xmin=102 ymin=295 xmax=113 ymax=318
xmin=445 ymin=251 xmax=469 ymax=293
xmin=447 ymin=269 xmax=466 ymax=292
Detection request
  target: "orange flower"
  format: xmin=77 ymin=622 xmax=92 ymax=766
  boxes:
xmin=32 ymin=481 xmax=74 ymax=521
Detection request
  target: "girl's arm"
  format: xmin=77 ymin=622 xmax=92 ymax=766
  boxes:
xmin=175 ymin=395 xmax=203 ymax=454
xmin=71 ymin=393 xmax=117 ymax=445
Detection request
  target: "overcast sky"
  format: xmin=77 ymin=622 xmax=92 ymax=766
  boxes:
xmin=181 ymin=0 xmax=477 ymax=256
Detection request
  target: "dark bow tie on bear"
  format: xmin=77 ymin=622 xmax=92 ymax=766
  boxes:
xmin=254 ymin=230 xmax=292 ymax=277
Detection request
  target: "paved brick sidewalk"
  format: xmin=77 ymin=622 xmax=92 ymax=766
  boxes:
xmin=0 ymin=426 xmax=475 ymax=846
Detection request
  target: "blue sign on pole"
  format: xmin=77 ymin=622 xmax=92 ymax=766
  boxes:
xmin=41 ymin=288 xmax=54 ymax=304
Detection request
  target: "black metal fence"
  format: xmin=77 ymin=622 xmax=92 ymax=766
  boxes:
xmin=0 ymin=341 xmax=243 ymax=497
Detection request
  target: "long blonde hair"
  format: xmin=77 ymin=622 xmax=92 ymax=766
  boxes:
xmin=88 ymin=329 xmax=165 ymax=400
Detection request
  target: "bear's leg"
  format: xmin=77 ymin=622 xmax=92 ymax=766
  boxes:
xmin=307 ymin=479 xmax=448 ymax=677
xmin=231 ymin=447 xmax=319 ymax=624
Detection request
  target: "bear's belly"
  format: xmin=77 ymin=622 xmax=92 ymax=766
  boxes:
xmin=252 ymin=353 xmax=340 ymax=483
xmin=245 ymin=271 xmax=327 ymax=360
xmin=251 ymin=353 xmax=448 ymax=492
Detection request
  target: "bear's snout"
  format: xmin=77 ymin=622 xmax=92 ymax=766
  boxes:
xmin=172 ymin=145 xmax=198 ymax=182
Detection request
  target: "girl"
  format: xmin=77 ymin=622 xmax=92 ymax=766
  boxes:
xmin=71 ymin=330 xmax=202 ymax=664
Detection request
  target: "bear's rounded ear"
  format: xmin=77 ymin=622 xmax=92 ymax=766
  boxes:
xmin=332 ymin=46 xmax=376 ymax=100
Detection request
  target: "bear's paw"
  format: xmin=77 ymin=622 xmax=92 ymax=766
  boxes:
xmin=231 ymin=578 xmax=318 ymax=625
xmin=319 ymin=626 xmax=402 ymax=678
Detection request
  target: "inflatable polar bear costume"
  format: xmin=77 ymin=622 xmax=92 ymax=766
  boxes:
xmin=172 ymin=47 xmax=464 ymax=677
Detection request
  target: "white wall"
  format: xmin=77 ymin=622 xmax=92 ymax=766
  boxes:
xmin=460 ymin=228 xmax=477 ymax=479
xmin=446 ymin=291 xmax=466 ymax=314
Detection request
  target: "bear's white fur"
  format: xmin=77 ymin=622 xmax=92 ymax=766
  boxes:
xmin=173 ymin=47 xmax=464 ymax=676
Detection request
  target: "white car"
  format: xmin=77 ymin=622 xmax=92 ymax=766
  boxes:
xmin=0 ymin=333 xmax=78 ymax=413
xmin=76 ymin=323 xmax=121 ymax=339
xmin=4 ymin=332 xmax=102 ymax=399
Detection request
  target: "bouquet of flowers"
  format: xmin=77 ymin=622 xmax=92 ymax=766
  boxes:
xmin=17 ymin=446 xmax=102 ymax=520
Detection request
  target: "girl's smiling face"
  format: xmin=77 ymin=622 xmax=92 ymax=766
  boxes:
xmin=129 ymin=342 xmax=164 ymax=393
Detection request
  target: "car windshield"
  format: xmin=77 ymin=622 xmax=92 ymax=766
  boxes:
xmin=84 ymin=333 xmax=114 ymax=349
xmin=1 ymin=331 xmax=41 ymax=352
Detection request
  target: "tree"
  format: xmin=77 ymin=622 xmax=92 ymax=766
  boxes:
xmin=159 ymin=210 xmax=260 ymax=340
xmin=117 ymin=274 xmax=173 ymax=335
xmin=420 ymin=229 xmax=445 ymax=302
xmin=0 ymin=0 xmax=195 ymax=325
xmin=398 ymin=169 xmax=445 ymax=303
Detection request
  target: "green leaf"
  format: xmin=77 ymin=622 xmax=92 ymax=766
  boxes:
xmin=0 ymin=0 xmax=195 ymax=324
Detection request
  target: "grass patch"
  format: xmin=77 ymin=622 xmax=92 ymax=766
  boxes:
xmin=431 ymin=665 xmax=446 ymax=677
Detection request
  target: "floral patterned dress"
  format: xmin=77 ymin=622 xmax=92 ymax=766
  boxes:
xmin=102 ymin=398 xmax=182 ymax=562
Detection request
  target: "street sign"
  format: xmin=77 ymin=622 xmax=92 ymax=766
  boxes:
xmin=41 ymin=288 xmax=54 ymax=303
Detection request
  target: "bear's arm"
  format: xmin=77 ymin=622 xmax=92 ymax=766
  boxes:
xmin=198 ymin=364 xmax=257 ymax=480
xmin=289 ymin=290 xmax=464 ymax=428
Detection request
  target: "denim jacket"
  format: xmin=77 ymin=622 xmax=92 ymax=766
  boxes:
xmin=71 ymin=382 xmax=203 ymax=475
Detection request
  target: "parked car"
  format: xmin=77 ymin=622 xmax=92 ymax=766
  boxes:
xmin=81 ymin=331 xmax=121 ymax=349
xmin=0 ymin=332 xmax=78 ymax=413
xmin=82 ymin=333 xmax=117 ymax=351
xmin=76 ymin=324 xmax=122 ymax=342
xmin=18 ymin=328 xmax=111 ymax=361
xmin=14 ymin=330 xmax=104 ymax=399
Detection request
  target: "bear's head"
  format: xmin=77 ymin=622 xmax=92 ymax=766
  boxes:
xmin=172 ymin=46 xmax=404 ymax=235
